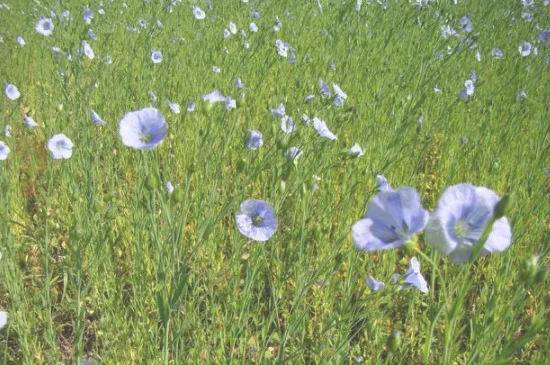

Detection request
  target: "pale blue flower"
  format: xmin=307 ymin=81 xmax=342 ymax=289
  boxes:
xmin=333 ymin=83 xmax=348 ymax=100
xmin=393 ymin=257 xmax=428 ymax=293
xmin=52 ymin=46 xmax=62 ymax=55
xmin=82 ymin=40 xmax=94 ymax=59
xmin=0 ymin=311 xmax=6 ymax=329
xmin=246 ymin=129 xmax=263 ymax=150
xmin=88 ymin=28 xmax=97 ymax=41
xmin=352 ymin=187 xmax=429 ymax=251
xmin=459 ymin=16 xmax=472 ymax=33
xmin=193 ymin=6 xmax=205 ymax=20
xmin=319 ymin=80 xmax=331 ymax=98
xmin=475 ymin=50 xmax=481 ymax=62
xmin=166 ymin=100 xmax=181 ymax=114
xmin=225 ymin=97 xmax=236 ymax=110
xmin=519 ymin=41 xmax=532 ymax=56
xmin=105 ymin=56 xmax=113 ymax=65
xmin=249 ymin=22 xmax=258 ymax=32
xmin=349 ymin=143 xmax=364 ymax=157
xmin=91 ymin=110 xmax=105 ymax=125
xmin=4 ymin=83 xmax=20 ymax=100
xmin=235 ymin=78 xmax=244 ymax=89
xmin=465 ymin=79 xmax=475 ymax=96
xmin=82 ymin=8 xmax=93 ymax=24
xmin=223 ymin=29 xmax=231 ymax=39
xmin=165 ymin=181 xmax=174 ymax=193
xmin=0 ymin=141 xmax=10 ymax=160
xmin=441 ymin=24 xmax=457 ymax=39
xmin=202 ymin=90 xmax=226 ymax=104
xmin=47 ymin=134 xmax=73 ymax=159
xmin=424 ymin=183 xmax=512 ymax=264
xmin=156 ymin=20 xmax=164 ymax=29
xmin=539 ymin=29 xmax=550 ymax=45
xmin=24 ymin=115 xmax=38 ymax=128
xmin=281 ymin=115 xmax=295 ymax=134
xmin=250 ymin=10 xmax=260 ymax=19
xmin=16 ymin=36 xmax=25 ymax=46
xmin=35 ymin=17 xmax=54 ymax=36
xmin=491 ymin=48 xmax=503 ymax=59
xmin=4 ymin=125 xmax=10 ymax=138
xmin=312 ymin=117 xmax=337 ymax=140
xmin=271 ymin=103 xmax=285 ymax=118
xmin=304 ymin=94 xmax=314 ymax=102
xmin=302 ymin=113 xmax=310 ymax=125
xmin=151 ymin=50 xmax=162 ymax=64
xmin=118 ymin=107 xmax=167 ymax=150
xmin=236 ymin=199 xmax=277 ymax=242
xmin=285 ymin=147 xmax=302 ymax=161
xmin=212 ymin=66 xmax=221 ymax=73
xmin=275 ymin=39 xmax=288 ymax=57
xmin=187 ymin=101 xmax=195 ymax=112
xmin=229 ymin=22 xmax=237 ymax=34
xmin=366 ymin=276 xmax=385 ymax=291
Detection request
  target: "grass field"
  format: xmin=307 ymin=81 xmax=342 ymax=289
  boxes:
xmin=1 ymin=0 xmax=549 ymax=363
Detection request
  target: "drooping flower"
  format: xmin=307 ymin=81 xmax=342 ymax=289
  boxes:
xmin=285 ymin=146 xmax=302 ymax=161
xmin=235 ymin=77 xmax=244 ymax=89
xmin=193 ymin=6 xmax=205 ymax=20
xmin=246 ymin=129 xmax=263 ymax=150
xmin=304 ymin=94 xmax=314 ymax=102
xmin=333 ymin=83 xmax=348 ymax=100
xmin=271 ymin=103 xmax=285 ymax=118
xmin=202 ymin=90 xmax=226 ymax=104
xmin=424 ymin=183 xmax=512 ymax=264
xmin=281 ymin=115 xmax=296 ymax=135
xmin=275 ymin=39 xmax=288 ymax=57
xmin=235 ymin=199 xmax=278 ymax=242
xmin=393 ymin=257 xmax=428 ymax=293
xmin=366 ymin=276 xmax=385 ymax=291
xmin=81 ymin=40 xmax=95 ymax=59
xmin=4 ymin=83 xmax=20 ymax=100
xmin=349 ymin=143 xmax=364 ymax=157
xmin=118 ymin=107 xmax=167 ymax=150
xmin=16 ymin=36 xmax=25 ymax=46
xmin=465 ymin=79 xmax=475 ymax=96
xmin=352 ymin=187 xmax=429 ymax=251
xmin=151 ymin=50 xmax=162 ymax=64
xmin=312 ymin=117 xmax=337 ymax=140
xmin=24 ymin=115 xmax=39 ymax=128
xmin=47 ymin=134 xmax=73 ymax=159
xmin=319 ymin=80 xmax=331 ymax=98
xmin=491 ymin=48 xmax=503 ymax=59
xmin=35 ymin=17 xmax=54 ymax=36
xmin=166 ymin=100 xmax=181 ymax=114
xmin=0 ymin=141 xmax=10 ymax=160
xmin=91 ymin=110 xmax=105 ymax=125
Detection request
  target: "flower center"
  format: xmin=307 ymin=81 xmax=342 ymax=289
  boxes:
xmin=454 ymin=220 xmax=469 ymax=238
xmin=141 ymin=132 xmax=152 ymax=143
xmin=252 ymin=214 xmax=263 ymax=226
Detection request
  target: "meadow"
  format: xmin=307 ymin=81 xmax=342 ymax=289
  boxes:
xmin=0 ymin=0 xmax=549 ymax=363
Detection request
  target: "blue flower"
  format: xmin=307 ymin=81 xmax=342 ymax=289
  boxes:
xmin=491 ymin=48 xmax=503 ymax=59
xmin=24 ymin=115 xmax=39 ymax=128
xmin=165 ymin=181 xmax=174 ymax=194
xmin=271 ymin=103 xmax=286 ymax=118
xmin=246 ymin=129 xmax=263 ymax=150
xmin=285 ymin=147 xmax=302 ymax=161
xmin=0 ymin=311 xmax=6 ymax=329
xmin=187 ymin=101 xmax=196 ymax=112
xmin=47 ymin=134 xmax=73 ymax=159
xmin=235 ymin=78 xmax=244 ymax=89
xmin=166 ymin=100 xmax=181 ymax=114
xmin=35 ymin=17 xmax=54 ymax=36
xmin=0 ymin=141 xmax=10 ymax=160
xmin=366 ymin=276 xmax=385 ymax=291
xmin=319 ymin=80 xmax=331 ymax=98
xmin=352 ymin=187 xmax=429 ymax=251
xmin=424 ymin=183 xmax=512 ymax=264
xmin=249 ymin=22 xmax=258 ymax=32
xmin=193 ymin=6 xmax=205 ymax=20
xmin=82 ymin=8 xmax=93 ymax=24
xmin=281 ymin=115 xmax=295 ymax=135
xmin=16 ymin=36 xmax=25 ymax=46
xmin=202 ymin=90 xmax=226 ymax=104
xmin=349 ymin=143 xmax=364 ymax=157
xmin=312 ymin=117 xmax=337 ymax=140
xmin=393 ymin=257 xmax=428 ymax=293
xmin=151 ymin=50 xmax=162 ymax=64
xmin=81 ymin=40 xmax=94 ymax=59
xmin=118 ymin=107 xmax=167 ymax=150
xmin=275 ymin=39 xmax=288 ymax=57
xmin=236 ymin=199 xmax=277 ymax=242
xmin=4 ymin=83 xmax=20 ymax=101
xmin=539 ymin=29 xmax=550 ymax=45
xmin=91 ymin=110 xmax=105 ymax=125
xmin=519 ymin=41 xmax=532 ymax=56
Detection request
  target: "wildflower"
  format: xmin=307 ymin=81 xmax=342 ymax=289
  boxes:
xmin=91 ymin=110 xmax=105 ymax=125
xmin=212 ymin=66 xmax=221 ymax=73
xmin=187 ymin=101 xmax=195 ymax=112
xmin=271 ymin=104 xmax=286 ymax=118
xmin=193 ymin=6 xmax=205 ymax=20
xmin=151 ymin=50 xmax=162 ymax=64
xmin=475 ymin=51 xmax=481 ymax=62
xmin=0 ymin=141 xmax=10 ymax=160
xmin=24 ymin=115 xmax=39 ymax=128
xmin=304 ymin=94 xmax=314 ymax=102
xmin=249 ymin=22 xmax=258 ymax=32
xmin=0 ymin=311 xmax=6 ymax=329
xmin=105 ymin=56 xmax=113 ymax=64
xmin=352 ymin=187 xmax=428 ymax=251
xmin=4 ymin=83 xmax=20 ymax=100
xmin=35 ymin=17 xmax=54 ymax=36
xmin=319 ymin=80 xmax=331 ymax=98
xmin=4 ymin=125 xmax=10 ymax=138
xmin=366 ymin=276 xmax=385 ymax=291
xmin=166 ymin=100 xmax=181 ymax=114
xmin=246 ymin=129 xmax=263 ymax=150
xmin=333 ymin=83 xmax=348 ymax=100
xmin=165 ymin=181 xmax=174 ymax=194
xmin=285 ymin=147 xmax=302 ymax=161
xmin=441 ymin=24 xmax=457 ymax=39
xmin=81 ymin=40 xmax=95 ymax=59
xmin=312 ymin=117 xmax=337 ymax=140
xmin=519 ymin=41 xmax=532 ymax=56
xmin=235 ymin=199 xmax=277 ymax=242
xmin=539 ymin=29 xmax=550 ymax=45
xmin=275 ymin=39 xmax=288 ymax=57
xmin=465 ymin=79 xmax=475 ymax=96
xmin=202 ymin=90 xmax=225 ymax=105
xmin=88 ymin=28 xmax=97 ymax=41
xmin=82 ymin=8 xmax=93 ymax=24
xmin=16 ymin=36 xmax=25 ymax=46
xmin=229 ymin=22 xmax=237 ymax=34
xmin=47 ymin=134 xmax=73 ymax=159
xmin=459 ymin=16 xmax=472 ymax=33
xmin=235 ymin=78 xmax=243 ymax=89
xmin=491 ymin=48 xmax=503 ymax=59
xmin=401 ymin=257 xmax=429 ymax=293
xmin=424 ymin=183 xmax=512 ymax=263
xmin=349 ymin=143 xmax=364 ymax=157
xmin=118 ymin=107 xmax=168 ymax=150
xmin=280 ymin=115 xmax=295 ymax=134
xmin=225 ymin=97 xmax=236 ymax=110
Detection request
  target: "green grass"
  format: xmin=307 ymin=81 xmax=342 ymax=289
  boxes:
xmin=0 ymin=0 xmax=549 ymax=363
